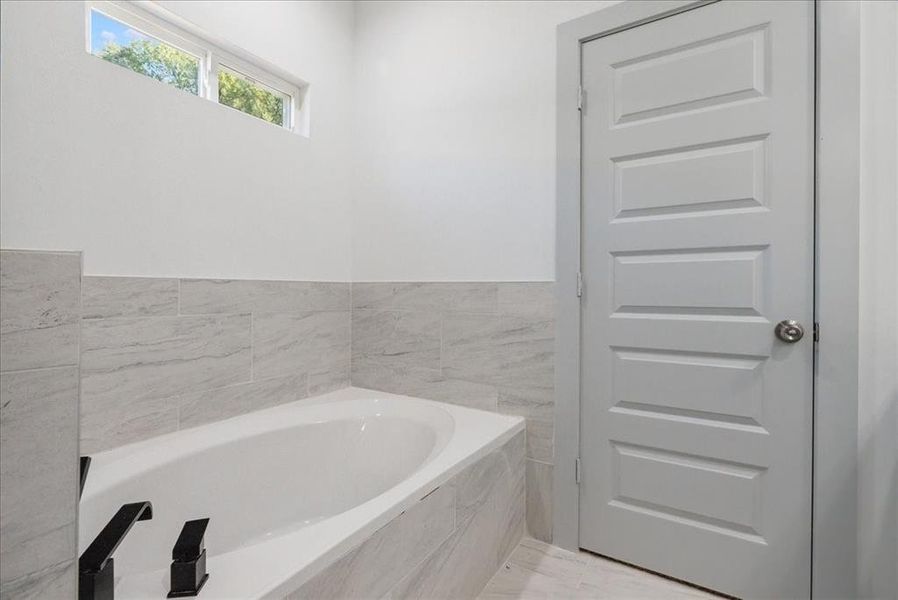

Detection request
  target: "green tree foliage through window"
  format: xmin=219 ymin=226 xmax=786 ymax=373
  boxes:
xmin=218 ymin=69 xmax=285 ymax=127
xmin=91 ymin=9 xmax=291 ymax=130
xmin=101 ymin=40 xmax=199 ymax=94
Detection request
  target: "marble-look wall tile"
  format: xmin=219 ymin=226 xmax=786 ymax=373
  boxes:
xmin=180 ymin=279 xmax=350 ymax=314
xmin=404 ymin=377 xmax=498 ymax=412
xmin=179 ymin=279 xmax=308 ymax=314
xmin=80 ymin=395 xmax=179 ymax=454
xmin=388 ymin=433 xmax=527 ymax=600
xmin=0 ymin=250 xmax=80 ymax=372
xmin=81 ymin=276 xmax=178 ymax=319
xmin=352 ymin=282 xmax=498 ymax=313
xmin=523 ymin=418 xmax=555 ymax=464
xmin=308 ymin=363 xmax=351 ymax=396
xmin=526 ymin=460 xmax=554 ymax=543
xmin=0 ymin=369 xmax=78 ymax=596
xmin=79 ymin=276 xmax=353 ymax=452
xmin=0 ymin=250 xmax=79 ymax=599
xmin=179 ymin=374 xmax=307 ymax=429
xmin=352 ymin=309 xmax=441 ymax=371
xmin=0 ymin=560 xmax=77 ymax=600
xmin=390 ymin=497 xmax=500 ymax=600
xmin=351 ymin=360 xmax=437 ymax=395
xmin=254 ymin=311 xmax=350 ymax=381
xmin=306 ymin=282 xmax=351 ymax=312
xmin=496 ymin=431 xmax=527 ymax=562
xmin=498 ymin=386 xmax=554 ymax=421
xmin=351 ymin=360 xmax=499 ymax=412
xmin=454 ymin=448 xmax=506 ymax=526
xmin=442 ymin=313 xmax=554 ymax=391
xmin=499 ymin=387 xmax=554 ymax=463
xmin=497 ymin=282 xmax=555 ymax=318
xmin=81 ymin=314 xmax=252 ymax=408
xmin=290 ymin=485 xmax=455 ymax=599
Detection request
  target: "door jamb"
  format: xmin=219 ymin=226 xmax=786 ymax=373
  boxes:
xmin=554 ymin=2 xmax=861 ymax=597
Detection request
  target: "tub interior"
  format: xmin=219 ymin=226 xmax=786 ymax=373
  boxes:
xmin=80 ymin=415 xmax=439 ymax=575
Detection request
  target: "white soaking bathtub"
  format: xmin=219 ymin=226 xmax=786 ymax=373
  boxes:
xmin=78 ymin=387 xmax=524 ymax=599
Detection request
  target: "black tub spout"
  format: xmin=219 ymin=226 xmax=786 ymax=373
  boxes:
xmin=79 ymin=501 xmax=153 ymax=600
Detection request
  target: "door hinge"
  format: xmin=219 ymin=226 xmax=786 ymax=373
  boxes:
xmin=813 ymin=322 xmax=820 ymax=343
xmin=576 ymin=271 xmax=583 ymax=298
xmin=575 ymin=457 xmax=582 ymax=484
xmin=578 ymin=86 xmax=585 ymax=112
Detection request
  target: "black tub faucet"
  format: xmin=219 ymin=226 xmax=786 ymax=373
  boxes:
xmin=79 ymin=501 xmax=153 ymax=600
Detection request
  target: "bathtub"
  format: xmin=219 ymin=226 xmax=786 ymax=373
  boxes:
xmin=78 ymin=387 xmax=525 ymax=599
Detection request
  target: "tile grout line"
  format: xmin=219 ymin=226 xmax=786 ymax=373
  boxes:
xmin=349 ymin=281 xmax=354 ymax=387
xmin=0 ymin=363 xmax=80 ymax=376
xmin=250 ymin=310 xmax=255 ymax=385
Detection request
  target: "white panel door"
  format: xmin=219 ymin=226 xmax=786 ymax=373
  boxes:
xmin=579 ymin=2 xmax=814 ymax=598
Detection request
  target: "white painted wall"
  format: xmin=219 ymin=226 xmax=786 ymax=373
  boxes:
xmin=1 ymin=0 xmax=616 ymax=282
xmin=350 ymin=1 xmax=618 ymax=281
xmin=857 ymin=2 xmax=898 ymax=598
xmin=0 ymin=1 xmax=354 ymax=280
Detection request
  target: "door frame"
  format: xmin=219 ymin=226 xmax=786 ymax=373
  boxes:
xmin=554 ymin=1 xmax=861 ymax=597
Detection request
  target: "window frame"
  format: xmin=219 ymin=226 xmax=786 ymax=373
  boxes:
xmin=85 ymin=0 xmax=308 ymax=136
xmin=210 ymin=54 xmax=297 ymax=132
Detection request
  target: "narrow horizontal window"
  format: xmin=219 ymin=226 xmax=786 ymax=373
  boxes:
xmin=89 ymin=9 xmax=200 ymax=95
xmin=85 ymin=1 xmax=308 ymax=136
xmin=218 ymin=65 xmax=290 ymax=128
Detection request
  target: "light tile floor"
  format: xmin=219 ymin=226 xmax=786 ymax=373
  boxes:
xmin=480 ymin=537 xmax=722 ymax=599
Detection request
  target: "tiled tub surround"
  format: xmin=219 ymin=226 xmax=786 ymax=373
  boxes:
xmin=78 ymin=277 xmax=555 ymax=543
xmin=351 ymin=282 xmax=555 ymax=542
xmin=80 ymin=277 xmax=351 ymax=453
xmin=0 ymin=250 xmax=81 ymax=599
xmin=291 ymin=424 xmax=526 ymax=600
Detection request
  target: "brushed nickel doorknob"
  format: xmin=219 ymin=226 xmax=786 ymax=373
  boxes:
xmin=775 ymin=320 xmax=805 ymax=343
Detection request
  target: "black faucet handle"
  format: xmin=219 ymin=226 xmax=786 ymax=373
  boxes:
xmin=172 ymin=518 xmax=209 ymax=561
xmin=169 ymin=518 xmax=210 ymax=598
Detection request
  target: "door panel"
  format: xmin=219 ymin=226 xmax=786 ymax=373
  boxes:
xmin=611 ymin=442 xmax=764 ymax=537
xmin=613 ymin=138 xmax=766 ymax=218
xmin=611 ymin=348 xmax=765 ymax=425
xmin=612 ymin=25 xmax=768 ymax=124
xmin=612 ymin=248 xmax=765 ymax=314
xmin=579 ymin=2 xmax=814 ymax=598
